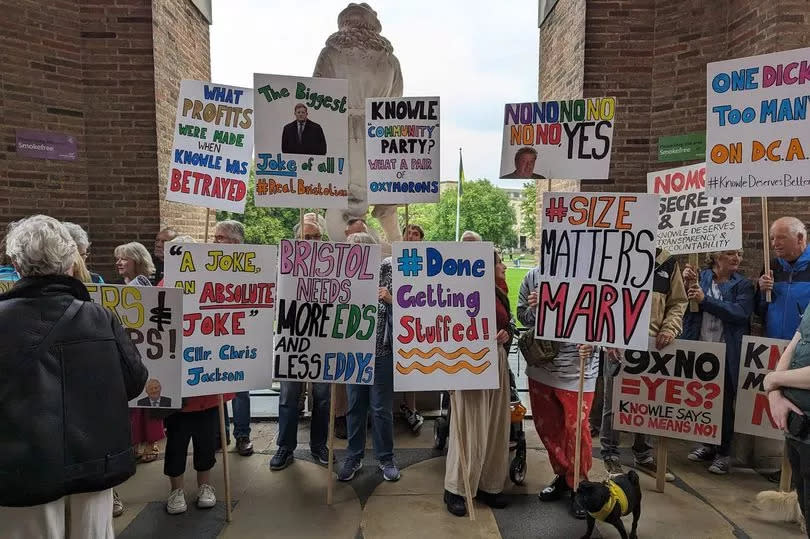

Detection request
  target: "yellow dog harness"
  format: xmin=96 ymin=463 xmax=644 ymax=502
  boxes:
xmin=588 ymin=480 xmax=630 ymax=521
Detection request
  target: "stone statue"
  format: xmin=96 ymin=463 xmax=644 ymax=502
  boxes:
xmin=313 ymin=3 xmax=403 ymax=246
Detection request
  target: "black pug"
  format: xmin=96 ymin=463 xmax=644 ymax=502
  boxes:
xmin=575 ymin=470 xmax=642 ymax=539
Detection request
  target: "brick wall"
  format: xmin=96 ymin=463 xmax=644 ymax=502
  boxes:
xmin=1 ymin=2 xmax=89 ymax=235
xmin=0 ymin=1 xmax=210 ymax=280
xmin=536 ymin=0 xmax=585 ymax=240
xmin=153 ymin=0 xmax=211 ymax=240
xmin=81 ymin=1 xmax=160 ymax=277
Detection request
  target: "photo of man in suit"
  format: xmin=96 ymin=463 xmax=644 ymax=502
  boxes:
xmin=137 ymin=378 xmax=171 ymax=407
xmin=502 ymin=146 xmax=546 ymax=179
xmin=281 ymin=104 xmax=327 ymax=155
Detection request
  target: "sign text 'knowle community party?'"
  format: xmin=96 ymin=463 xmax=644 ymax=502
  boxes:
xmin=166 ymin=81 xmax=254 ymax=213
xmin=537 ymin=192 xmax=658 ymax=350
xmin=392 ymin=242 xmax=498 ymax=392
xmin=274 ymin=240 xmax=380 ymax=385
xmin=365 ymin=97 xmax=440 ymax=204
xmin=165 ymin=243 xmax=277 ymax=397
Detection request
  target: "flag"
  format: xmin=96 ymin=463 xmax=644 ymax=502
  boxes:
xmin=457 ymin=148 xmax=464 ymax=198
xmin=455 ymin=148 xmax=463 ymax=241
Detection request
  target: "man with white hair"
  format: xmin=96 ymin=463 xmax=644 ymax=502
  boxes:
xmin=212 ymin=220 xmax=255 ymax=457
xmin=460 ymin=230 xmax=482 ymax=242
xmin=0 ymin=215 xmax=147 ymax=536
xmin=62 ymin=222 xmax=104 ymax=284
xmin=759 ymin=216 xmax=810 ymax=340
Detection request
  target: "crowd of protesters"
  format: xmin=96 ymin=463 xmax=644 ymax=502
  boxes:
xmin=3 ymin=213 xmax=810 ymax=535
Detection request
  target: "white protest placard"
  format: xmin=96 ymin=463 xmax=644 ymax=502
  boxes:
xmin=166 ymin=80 xmax=254 ymax=213
xmin=164 ymin=243 xmax=277 ymax=397
xmin=86 ymin=284 xmax=183 ymax=409
xmin=392 ymin=241 xmax=498 ymax=391
xmin=734 ymin=335 xmax=789 ymax=440
xmin=706 ymin=47 xmax=810 ymax=197
xmin=365 ymin=97 xmax=440 ymax=204
xmin=537 ymin=192 xmax=657 ymax=349
xmin=273 ymin=240 xmax=380 ymax=384
xmin=500 ymin=97 xmax=615 ymax=180
xmin=613 ymin=339 xmax=725 ymax=445
xmin=253 ymin=74 xmax=349 ymax=208
xmin=647 ymin=162 xmax=742 ymax=254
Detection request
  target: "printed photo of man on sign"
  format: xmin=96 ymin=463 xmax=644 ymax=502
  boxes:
xmin=253 ymin=73 xmax=349 ymax=209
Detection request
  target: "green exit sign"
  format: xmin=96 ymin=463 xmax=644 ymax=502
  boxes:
xmin=658 ymin=132 xmax=706 ymax=162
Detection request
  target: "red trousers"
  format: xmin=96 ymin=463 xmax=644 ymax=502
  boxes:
xmin=528 ymin=379 xmax=595 ymax=489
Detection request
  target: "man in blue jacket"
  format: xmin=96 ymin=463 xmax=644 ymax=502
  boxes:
xmin=758 ymin=217 xmax=810 ymax=340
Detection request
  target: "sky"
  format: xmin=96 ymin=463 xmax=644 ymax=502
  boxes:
xmin=209 ymin=0 xmax=538 ymax=192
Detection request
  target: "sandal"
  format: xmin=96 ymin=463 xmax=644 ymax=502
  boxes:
xmin=138 ymin=443 xmax=160 ymax=463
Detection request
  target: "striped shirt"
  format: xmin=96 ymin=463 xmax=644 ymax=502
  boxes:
xmin=517 ymin=267 xmax=600 ymax=392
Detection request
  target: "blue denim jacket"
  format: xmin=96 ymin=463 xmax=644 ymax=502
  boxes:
xmin=682 ymin=269 xmax=754 ymax=385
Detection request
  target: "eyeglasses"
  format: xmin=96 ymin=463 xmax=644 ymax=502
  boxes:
xmin=302 ymin=234 xmax=322 ymax=240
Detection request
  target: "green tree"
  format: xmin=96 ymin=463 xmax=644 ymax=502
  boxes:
xmin=520 ymin=181 xmax=537 ymax=241
xmin=216 ymin=172 xmax=299 ymax=244
xmin=431 ymin=179 xmax=516 ymax=247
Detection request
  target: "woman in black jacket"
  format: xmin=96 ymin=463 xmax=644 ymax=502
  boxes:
xmin=0 ymin=215 xmax=147 ymax=538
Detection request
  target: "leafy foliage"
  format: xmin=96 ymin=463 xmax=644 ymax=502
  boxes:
xmin=520 ymin=181 xmax=537 ymax=241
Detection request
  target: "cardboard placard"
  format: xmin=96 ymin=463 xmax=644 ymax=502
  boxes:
xmin=537 ymin=192 xmax=658 ymax=349
xmin=500 ymin=97 xmax=615 ymax=180
xmin=365 ymin=97 xmax=440 ymax=204
xmin=648 ymin=162 xmax=742 ymax=254
xmin=392 ymin=241 xmax=498 ymax=391
xmin=613 ymin=339 xmax=726 ymax=445
xmin=706 ymin=47 xmax=810 ymax=197
xmin=273 ymin=240 xmax=381 ymax=384
xmin=734 ymin=335 xmax=790 ymax=440
xmin=86 ymin=284 xmax=183 ymax=409
xmin=166 ymin=80 xmax=254 ymax=213
xmin=164 ymin=243 xmax=278 ymax=397
xmin=253 ymin=74 xmax=349 ymax=208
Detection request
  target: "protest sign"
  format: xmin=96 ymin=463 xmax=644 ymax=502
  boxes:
xmin=705 ymin=47 xmax=810 ymax=197
xmin=537 ymin=192 xmax=657 ymax=349
xmin=392 ymin=241 xmax=498 ymax=392
xmin=253 ymin=73 xmax=349 ymax=208
xmin=734 ymin=335 xmax=789 ymax=440
xmin=273 ymin=240 xmax=380 ymax=384
xmin=647 ymin=162 xmax=742 ymax=254
xmin=613 ymin=339 xmax=725 ymax=445
xmin=365 ymin=97 xmax=440 ymax=204
xmin=500 ymin=97 xmax=615 ymax=180
xmin=86 ymin=284 xmax=183 ymax=409
xmin=166 ymin=80 xmax=254 ymax=213
xmin=164 ymin=243 xmax=277 ymax=397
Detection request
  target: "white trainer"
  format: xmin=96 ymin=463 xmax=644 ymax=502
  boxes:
xmin=197 ymin=483 xmax=216 ymax=509
xmin=166 ymin=489 xmax=187 ymax=515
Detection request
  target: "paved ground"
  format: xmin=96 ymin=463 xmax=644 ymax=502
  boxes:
xmin=113 ymin=419 xmax=804 ymax=538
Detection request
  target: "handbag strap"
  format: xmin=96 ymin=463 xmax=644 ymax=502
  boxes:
xmin=35 ymin=299 xmax=83 ymax=357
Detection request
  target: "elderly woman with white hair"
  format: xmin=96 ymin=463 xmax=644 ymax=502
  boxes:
xmin=0 ymin=215 xmax=147 ymax=538
xmin=114 ymin=241 xmax=155 ymax=286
